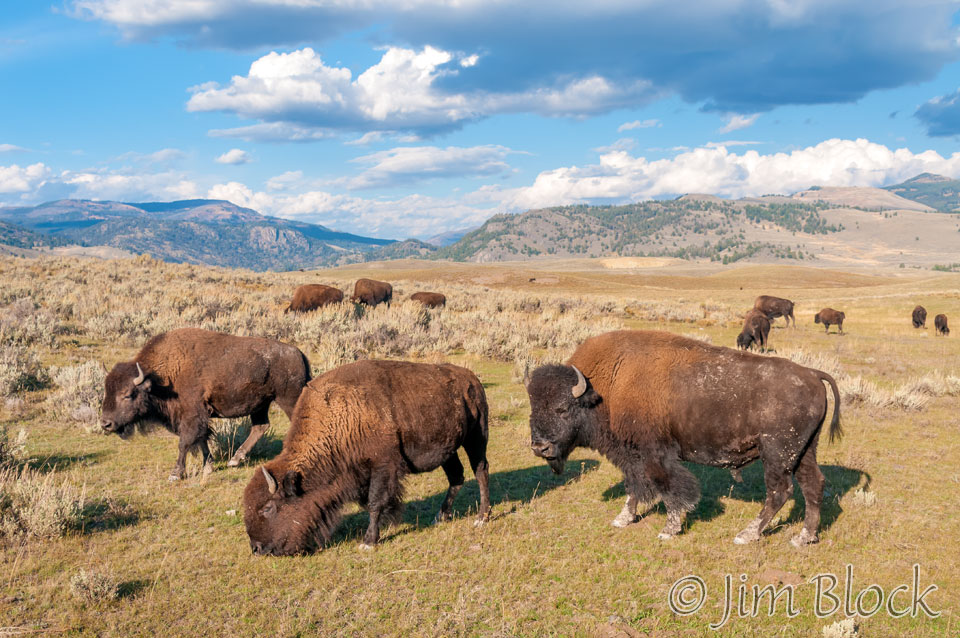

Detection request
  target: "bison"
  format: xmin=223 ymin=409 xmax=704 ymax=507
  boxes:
xmin=351 ymin=278 xmax=393 ymax=307
xmin=912 ymin=305 xmax=927 ymax=329
xmin=753 ymin=295 xmax=795 ymax=327
xmin=100 ymin=328 xmax=311 ymax=481
xmin=935 ymin=314 xmax=949 ymax=336
xmin=285 ymin=284 xmax=343 ymax=313
xmin=410 ymin=291 xmax=446 ymax=308
xmin=524 ymin=330 xmax=841 ymax=547
xmin=736 ymin=309 xmax=771 ymax=351
xmin=243 ymin=360 xmax=491 ymax=555
xmin=814 ymin=308 xmax=845 ymax=334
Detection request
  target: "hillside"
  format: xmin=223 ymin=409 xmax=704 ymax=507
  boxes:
xmin=884 ymin=173 xmax=960 ymax=212
xmin=787 ymin=185 xmax=935 ymax=211
xmin=0 ymin=199 xmax=392 ymax=271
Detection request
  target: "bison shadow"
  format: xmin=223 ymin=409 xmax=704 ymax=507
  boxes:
xmin=77 ymin=497 xmax=142 ymax=535
xmin=601 ymin=461 xmax=868 ymax=537
xmin=27 ymin=451 xmax=107 ymax=473
xmin=116 ymin=579 xmax=150 ymax=600
xmin=331 ymin=459 xmax=601 ymax=547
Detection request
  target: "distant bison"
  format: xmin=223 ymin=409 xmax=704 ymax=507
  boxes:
xmin=814 ymin=308 xmax=845 ymax=334
xmin=737 ymin=309 xmax=771 ymax=351
xmin=351 ymin=278 xmax=393 ymax=307
xmin=935 ymin=314 xmax=949 ymax=336
xmin=753 ymin=295 xmax=795 ymax=327
xmin=410 ymin=291 xmax=446 ymax=308
xmin=100 ymin=328 xmax=310 ymax=481
xmin=912 ymin=305 xmax=927 ymax=329
xmin=525 ymin=330 xmax=841 ymax=546
xmin=285 ymin=284 xmax=343 ymax=313
xmin=244 ymin=360 xmax=491 ymax=555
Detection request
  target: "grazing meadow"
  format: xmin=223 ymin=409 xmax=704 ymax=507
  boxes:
xmin=1 ymin=255 xmax=958 ymax=637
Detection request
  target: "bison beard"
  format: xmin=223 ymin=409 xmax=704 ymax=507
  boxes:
xmin=243 ymin=360 xmax=491 ymax=555
xmin=99 ymin=328 xmax=311 ymax=481
xmin=525 ymin=330 xmax=841 ymax=547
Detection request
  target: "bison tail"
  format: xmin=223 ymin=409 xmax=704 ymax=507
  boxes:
xmin=819 ymin=371 xmax=842 ymax=443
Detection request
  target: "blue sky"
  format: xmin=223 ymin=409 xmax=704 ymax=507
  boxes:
xmin=2 ymin=1 xmax=960 ymax=240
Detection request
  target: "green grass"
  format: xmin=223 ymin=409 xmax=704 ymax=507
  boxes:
xmin=2 ymin=262 xmax=959 ymax=637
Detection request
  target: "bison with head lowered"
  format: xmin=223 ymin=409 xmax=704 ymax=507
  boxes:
xmin=100 ymin=328 xmax=310 ymax=481
xmin=525 ymin=330 xmax=841 ymax=547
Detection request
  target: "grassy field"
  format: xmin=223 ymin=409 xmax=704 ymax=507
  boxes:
xmin=1 ymin=255 xmax=958 ymax=637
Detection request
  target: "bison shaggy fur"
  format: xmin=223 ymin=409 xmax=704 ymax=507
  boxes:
xmin=736 ymin=309 xmax=770 ymax=351
xmin=243 ymin=360 xmax=491 ymax=555
xmin=935 ymin=313 xmax=949 ymax=336
xmin=100 ymin=328 xmax=310 ymax=481
xmin=409 ymin=291 xmax=446 ymax=308
xmin=285 ymin=284 xmax=343 ymax=313
xmin=753 ymin=295 xmax=795 ymax=327
xmin=913 ymin=305 xmax=927 ymax=329
xmin=525 ymin=330 xmax=841 ymax=547
xmin=814 ymin=308 xmax=845 ymax=334
xmin=351 ymin=278 xmax=393 ymax=306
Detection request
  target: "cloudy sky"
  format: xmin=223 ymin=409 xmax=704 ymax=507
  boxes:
xmin=2 ymin=1 xmax=960 ymax=239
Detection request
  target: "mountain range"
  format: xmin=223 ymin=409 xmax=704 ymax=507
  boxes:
xmin=0 ymin=173 xmax=957 ymax=269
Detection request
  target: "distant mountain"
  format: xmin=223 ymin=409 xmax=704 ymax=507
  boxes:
xmin=787 ymin=186 xmax=934 ymax=212
xmin=339 ymin=239 xmax=438 ymax=265
xmin=0 ymin=199 xmax=394 ymax=271
xmin=883 ymin=173 xmax=960 ymax=212
xmin=0 ymin=219 xmax=73 ymax=250
xmin=426 ymin=227 xmax=474 ymax=247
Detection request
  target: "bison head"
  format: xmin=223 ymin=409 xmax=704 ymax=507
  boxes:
xmin=243 ymin=465 xmax=309 ymax=556
xmin=525 ymin=364 xmax=600 ymax=474
xmin=736 ymin=332 xmax=754 ymax=350
xmin=100 ymin=362 xmax=153 ymax=438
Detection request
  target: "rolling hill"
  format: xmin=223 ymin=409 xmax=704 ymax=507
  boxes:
xmin=883 ymin=173 xmax=960 ymax=212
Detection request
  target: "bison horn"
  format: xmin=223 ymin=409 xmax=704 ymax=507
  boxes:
xmin=570 ymin=365 xmax=587 ymax=398
xmin=133 ymin=362 xmax=146 ymax=386
xmin=262 ymin=467 xmax=278 ymax=495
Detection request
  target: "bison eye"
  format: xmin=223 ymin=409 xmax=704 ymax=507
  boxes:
xmin=260 ymin=502 xmax=278 ymax=519
xmin=554 ymin=407 xmax=568 ymax=416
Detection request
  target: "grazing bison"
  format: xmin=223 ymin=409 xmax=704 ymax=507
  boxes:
xmin=351 ymin=278 xmax=393 ymax=307
xmin=935 ymin=314 xmax=949 ymax=336
xmin=243 ymin=360 xmax=491 ymax=555
xmin=753 ymin=295 xmax=795 ymax=327
xmin=100 ymin=328 xmax=310 ymax=481
xmin=525 ymin=330 xmax=841 ymax=547
xmin=736 ymin=309 xmax=771 ymax=351
xmin=912 ymin=305 xmax=927 ymax=329
xmin=285 ymin=284 xmax=343 ymax=313
xmin=814 ymin=308 xmax=845 ymax=334
xmin=410 ymin=291 xmax=446 ymax=308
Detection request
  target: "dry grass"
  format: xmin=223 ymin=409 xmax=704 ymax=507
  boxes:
xmin=0 ymin=255 xmax=958 ymax=636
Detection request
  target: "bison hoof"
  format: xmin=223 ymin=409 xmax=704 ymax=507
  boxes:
xmin=167 ymin=474 xmax=181 ymax=483
xmin=226 ymin=456 xmax=244 ymax=468
xmin=202 ymin=463 xmax=214 ymax=477
xmin=473 ymin=517 xmax=487 ymax=528
xmin=357 ymin=542 xmax=376 ymax=551
xmin=611 ymin=513 xmax=638 ymax=528
xmin=789 ymin=530 xmax=818 ymax=547
xmin=657 ymin=531 xmax=676 ymax=540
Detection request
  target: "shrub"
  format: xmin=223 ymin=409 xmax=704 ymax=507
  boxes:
xmin=70 ymin=569 xmax=119 ymax=603
xmin=208 ymin=417 xmax=276 ymax=464
xmin=0 ymin=298 xmax=61 ymax=347
xmin=48 ymin=361 xmax=108 ymax=432
xmin=0 ymin=466 xmax=85 ymax=540
xmin=0 ymin=344 xmax=47 ymax=397
xmin=0 ymin=425 xmax=27 ymax=468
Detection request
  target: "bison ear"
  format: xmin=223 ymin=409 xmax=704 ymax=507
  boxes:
xmin=282 ymin=470 xmax=303 ymax=498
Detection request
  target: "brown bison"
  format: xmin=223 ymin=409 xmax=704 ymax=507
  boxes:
xmin=736 ymin=309 xmax=771 ymax=351
xmin=753 ymin=295 xmax=795 ymax=327
xmin=100 ymin=328 xmax=310 ymax=481
xmin=525 ymin=330 xmax=841 ymax=547
xmin=243 ymin=360 xmax=491 ymax=555
xmin=285 ymin=284 xmax=343 ymax=313
xmin=351 ymin=278 xmax=393 ymax=306
xmin=814 ymin=308 xmax=845 ymax=334
xmin=912 ymin=305 xmax=927 ymax=329
xmin=410 ymin=291 xmax=446 ymax=308
xmin=935 ymin=314 xmax=949 ymax=336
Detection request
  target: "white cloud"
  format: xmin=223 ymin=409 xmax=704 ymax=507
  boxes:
xmin=60 ymin=169 xmax=200 ymax=201
xmin=265 ymin=170 xmax=303 ymax=191
xmin=718 ymin=113 xmax=760 ymax=133
xmin=208 ymin=122 xmax=332 ymax=143
xmin=507 ymin=138 xmax=960 ymax=210
xmin=340 ymin=145 xmax=515 ymax=189
xmin=0 ymin=163 xmax=50 ymax=194
xmin=115 ymin=148 xmax=186 ymax=165
xmin=0 ymin=144 xmax=28 ymax=154
xmin=704 ymin=140 xmax=763 ymax=148
xmin=215 ymin=148 xmax=252 ymax=165
xmin=618 ymin=119 xmax=660 ymax=132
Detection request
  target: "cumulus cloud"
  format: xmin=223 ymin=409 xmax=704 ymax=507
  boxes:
xmin=340 ymin=145 xmax=515 ymax=189
xmin=0 ymin=162 xmax=199 ymax=204
xmin=0 ymin=163 xmax=50 ymax=194
xmin=618 ymin=119 xmax=661 ymax=132
xmin=215 ymin=148 xmax=252 ymax=165
xmin=265 ymin=170 xmax=304 ymax=191
xmin=73 ymin=0 xmax=960 ymax=115
xmin=508 ymin=138 xmax=960 ymax=210
xmin=915 ymin=88 xmax=960 ymax=137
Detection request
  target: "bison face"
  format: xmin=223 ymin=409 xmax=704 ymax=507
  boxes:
xmin=243 ymin=466 xmax=308 ymax=556
xmin=736 ymin=333 xmax=753 ymax=350
xmin=525 ymin=364 xmax=601 ymax=474
xmin=100 ymin=362 xmax=153 ymax=438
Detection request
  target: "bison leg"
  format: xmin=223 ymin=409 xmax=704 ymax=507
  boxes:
xmin=360 ymin=467 xmax=401 ymax=549
xmin=228 ymin=406 xmax=270 ymax=468
xmin=170 ymin=437 xmax=190 ymax=482
xmin=433 ymin=455 xmax=465 ymax=524
xmin=612 ymin=494 xmax=640 ymax=528
xmin=790 ymin=444 xmax=825 ymax=547
xmin=653 ymin=456 xmax=700 ymax=540
xmin=463 ymin=433 xmax=491 ymax=525
xmin=198 ymin=439 xmax=214 ymax=477
xmin=734 ymin=463 xmax=792 ymax=544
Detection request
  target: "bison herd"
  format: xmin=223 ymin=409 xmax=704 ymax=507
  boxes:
xmin=95 ymin=282 xmax=948 ymax=555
